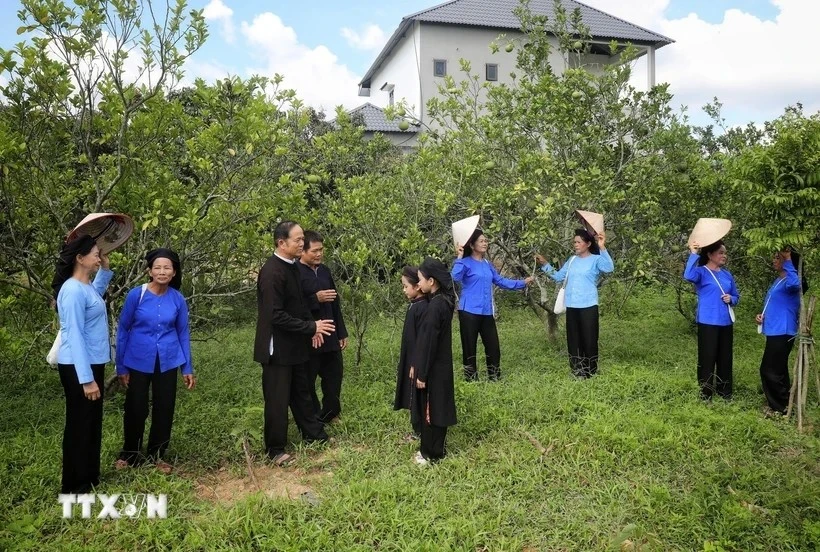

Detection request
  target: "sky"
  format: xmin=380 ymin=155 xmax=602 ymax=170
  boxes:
xmin=0 ymin=0 xmax=817 ymax=128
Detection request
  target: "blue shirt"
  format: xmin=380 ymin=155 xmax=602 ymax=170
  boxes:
xmin=761 ymin=259 xmax=801 ymax=337
xmin=683 ymin=253 xmax=740 ymax=326
xmin=116 ymin=285 xmax=193 ymax=375
xmin=57 ymin=268 xmax=114 ymax=384
xmin=541 ymin=250 xmax=614 ymax=308
xmin=452 ymin=256 xmax=527 ymax=315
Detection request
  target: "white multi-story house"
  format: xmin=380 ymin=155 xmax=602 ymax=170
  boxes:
xmin=351 ymin=0 xmax=673 ymax=146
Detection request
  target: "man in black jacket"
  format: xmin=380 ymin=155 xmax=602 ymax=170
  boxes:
xmin=254 ymin=221 xmax=335 ymax=465
xmin=299 ymin=230 xmax=348 ymax=423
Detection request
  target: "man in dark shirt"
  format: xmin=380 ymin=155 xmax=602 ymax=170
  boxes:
xmin=298 ymin=231 xmax=348 ymax=423
xmin=254 ymin=221 xmax=335 ymax=465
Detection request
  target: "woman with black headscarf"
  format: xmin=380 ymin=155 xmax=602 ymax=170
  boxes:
xmin=115 ymin=248 xmax=195 ymax=473
xmin=52 ymin=234 xmax=114 ymax=493
xmin=756 ymin=247 xmax=808 ymax=416
xmin=412 ymin=257 xmax=457 ymax=465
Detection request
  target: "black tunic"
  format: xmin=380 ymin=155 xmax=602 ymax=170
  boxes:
xmin=412 ymin=292 xmax=457 ymax=428
xmin=253 ymin=255 xmax=316 ymax=365
xmin=393 ymin=297 xmax=428 ymax=411
xmin=297 ymin=262 xmax=348 ymax=353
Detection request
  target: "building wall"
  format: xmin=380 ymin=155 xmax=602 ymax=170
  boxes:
xmin=417 ymin=23 xmax=615 ymax=127
xmin=367 ymin=22 xmax=423 ymax=119
xmin=365 ymin=131 xmax=419 ymax=151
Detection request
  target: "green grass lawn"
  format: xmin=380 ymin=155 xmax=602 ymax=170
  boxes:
xmin=1 ymin=289 xmax=819 ymax=551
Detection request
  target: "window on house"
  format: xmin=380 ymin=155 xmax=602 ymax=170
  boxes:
xmin=486 ymin=63 xmax=498 ymax=81
xmin=388 ymin=89 xmax=394 ymax=106
xmin=433 ymin=59 xmax=447 ymax=77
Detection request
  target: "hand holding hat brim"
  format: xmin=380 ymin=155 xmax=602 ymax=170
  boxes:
xmin=452 ymin=215 xmax=480 ymax=249
xmin=574 ymin=210 xmax=604 ymax=236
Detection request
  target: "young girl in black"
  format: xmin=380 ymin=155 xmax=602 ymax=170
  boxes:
xmin=413 ymin=258 xmax=457 ymax=464
xmin=393 ymin=266 xmax=427 ymax=440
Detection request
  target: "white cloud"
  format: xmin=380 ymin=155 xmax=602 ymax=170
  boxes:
xmin=180 ymin=59 xmax=234 ymax=86
xmin=239 ymin=12 xmax=363 ymax=112
xmin=340 ymin=24 xmax=388 ymax=52
xmin=582 ymin=0 xmax=820 ymax=125
xmin=203 ymin=0 xmax=235 ymax=44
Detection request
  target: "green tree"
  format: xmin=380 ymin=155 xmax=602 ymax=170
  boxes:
xmin=383 ymin=0 xmax=721 ymax=338
xmin=734 ymin=106 xmax=820 ymax=430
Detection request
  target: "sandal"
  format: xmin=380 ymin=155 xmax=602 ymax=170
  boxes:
xmin=155 ymin=460 xmax=173 ymax=474
xmin=114 ymin=459 xmax=131 ymax=470
xmin=271 ymin=452 xmax=294 ymax=467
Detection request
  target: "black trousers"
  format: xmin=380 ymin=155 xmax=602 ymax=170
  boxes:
xmin=458 ymin=311 xmax=501 ymax=380
xmin=262 ymin=360 xmax=328 ymax=458
xmin=308 ymin=351 xmax=344 ymax=422
xmin=760 ymin=335 xmax=794 ymax=413
xmin=58 ymin=363 xmax=105 ymax=494
xmin=697 ymin=323 xmax=734 ymax=399
xmin=420 ymin=424 xmax=447 ymax=461
xmin=120 ymin=358 xmax=178 ymax=464
xmin=566 ymin=306 xmax=599 ymax=377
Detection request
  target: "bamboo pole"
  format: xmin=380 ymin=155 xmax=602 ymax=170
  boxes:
xmin=797 ymin=343 xmax=804 ymax=432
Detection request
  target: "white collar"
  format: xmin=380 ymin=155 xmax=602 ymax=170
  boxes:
xmin=274 ymin=252 xmax=296 ymax=264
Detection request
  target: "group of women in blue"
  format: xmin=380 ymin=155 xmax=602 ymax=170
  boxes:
xmin=394 ymin=226 xmax=612 ymax=464
xmin=685 ymin=239 xmax=806 ymax=413
xmin=453 ymin=226 xmax=612 ymax=381
xmin=394 ymin=226 xmax=807 ymax=465
xmin=52 ymin=221 xmax=805 ymax=480
xmin=52 ymin=236 xmax=194 ymax=493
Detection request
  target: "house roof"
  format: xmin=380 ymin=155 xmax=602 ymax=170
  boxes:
xmin=343 ymin=103 xmax=420 ymax=133
xmin=358 ymin=0 xmax=674 ymax=92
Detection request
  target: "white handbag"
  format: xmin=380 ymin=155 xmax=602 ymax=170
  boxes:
xmin=553 ymin=256 xmax=576 ymax=315
xmin=706 ymin=268 xmax=736 ymax=324
xmin=46 ymin=332 xmax=61 ymax=366
xmin=554 ymin=287 xmax=567 ymax=315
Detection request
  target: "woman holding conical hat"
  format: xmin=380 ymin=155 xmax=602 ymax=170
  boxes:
xmin=115 ymin=248 xmax=195 ymax=473
xmin=52 ymin=211 xmax=135 ymax=492
xmin=756 ymin=247 xmax=807 ymax=416
xmin=451 ymin=217 xmax=534 ymax=382
xmin=684 ymin=218 xmax=739 ymax=400
xmin=535 ymin=210 xmax=613 ymax=378
xmin=52 ymin=235 xmax=114 ymax=493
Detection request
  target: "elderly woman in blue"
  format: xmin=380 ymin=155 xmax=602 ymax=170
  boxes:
xmin=115 ymin=248 xmax=195 ymax=473
xmin=756 ymin=248 xmax=806 ymax=415
xmin=52 ymin=234 xmax=114 ymax=493
xmin=452 ymin=229 xmax=533 ymax=381
xmin=684 ymin=239 xmax=740 ymax=400
xmin=536 ymin=229 xmax=613 ymax=378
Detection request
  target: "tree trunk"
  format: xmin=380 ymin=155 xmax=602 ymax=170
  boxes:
xmin=526 ymin=295 xmax=559 ymax=342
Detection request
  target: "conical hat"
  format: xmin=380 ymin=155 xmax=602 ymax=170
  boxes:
xmin=67 ymin=213 xmax=134 ymax=254
xmin=688 ymin=218 xmax=731 ymax=248
xmin=451 ymin=215 xmax=480 ymax=248
xmin=575 ymin=210 xmax=604 ymax=236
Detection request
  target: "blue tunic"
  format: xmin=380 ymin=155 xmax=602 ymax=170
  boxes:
xmin=116 ymin=285 xmax=193 ymax=375
xmin=452 ymin=256 xmax=526 ymax=316
xmin=683 ymin=253 xmax=740 ymax=326
xmin=761 ymin=259 xmax=801 ymax=336
xmin=541 ymin=250 xmax=614 ymax=308
xmin=57 ymin=269 xmax=114 ymax=384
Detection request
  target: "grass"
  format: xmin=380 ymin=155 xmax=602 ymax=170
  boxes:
xmin=1 ymin=288 xmax=818 ymax=551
